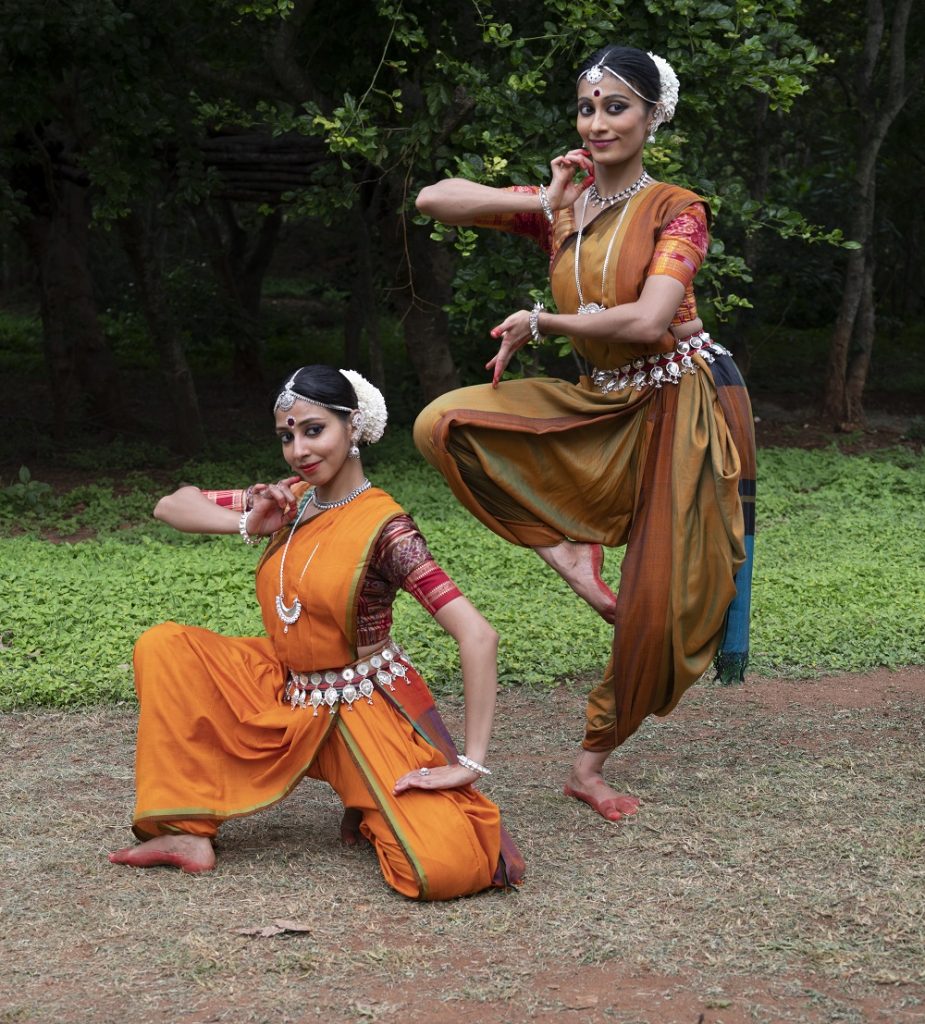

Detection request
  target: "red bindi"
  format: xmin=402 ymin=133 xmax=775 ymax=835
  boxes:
xmin=286 ymin=416 xmax=295 ymax=427
xmin=593 ymin=88 xmax=601 ymax=97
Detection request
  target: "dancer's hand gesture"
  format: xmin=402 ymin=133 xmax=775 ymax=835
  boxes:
xmin=246 ymin=477 xmax=303 ymax=535
xmin=544 ymin=147 xmax=594 ymax=212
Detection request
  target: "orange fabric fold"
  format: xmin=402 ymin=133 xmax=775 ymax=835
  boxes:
xmin=130 ymin=489 xmax=512 ymax=900
xmin=414 ymin=184 xmax=749 ymax=752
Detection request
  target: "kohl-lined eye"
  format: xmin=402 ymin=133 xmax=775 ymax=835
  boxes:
xmin=279 ymin=431 xmax=294 ymax=444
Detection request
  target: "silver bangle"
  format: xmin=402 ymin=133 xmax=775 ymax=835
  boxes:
xmin=239 ymin=510 xmax=260 ymax=546
xmin=538 ymin=184 xmax=554 ymax=224
xmin=457 ymin=754 xmax=492 ymax=776
xmin=529 ymin=301 xmax=546 ymax=345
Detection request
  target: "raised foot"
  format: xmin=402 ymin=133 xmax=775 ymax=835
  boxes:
xmin=108 ymin=834 xmax=215 ymax=873
xmin=563 ymin=781 xmax=641 ymax=822
xmin=339 ymin=807 xmax=369 ymax=848
xmin=534 ymin=541 xmax=616 ymax=624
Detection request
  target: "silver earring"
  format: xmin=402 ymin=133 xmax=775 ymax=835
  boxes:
xmin=348 ymin=443 xmax=360 ymax=459
xmin=647 ymin=128 xmax=656 ymax=143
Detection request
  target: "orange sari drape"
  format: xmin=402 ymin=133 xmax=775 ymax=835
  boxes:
xmin=130 ymin=488 xmax=517 ymax=900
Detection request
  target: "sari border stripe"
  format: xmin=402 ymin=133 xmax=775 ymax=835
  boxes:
xmin=336 ymin=716 xmax=431 ymax=900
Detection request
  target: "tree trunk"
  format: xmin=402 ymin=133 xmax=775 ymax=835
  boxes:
xmin=734 ymin=92 xmax=772 ymax=374
xmin=821 ymin=205 xmax=873 ymax=425
xmin=820 ymin=0 xmax=920 ymax=426
xmin=192 ymin=202 xmax=282 ymax=389
xmin=390 ymin=218 xmax=460 ymax=402
xmin=343 ymin=204 xmax=385 ymax=388
xmin=17 ymin=178 xmax=123 ymax=431
xmin=845 ymin=254 xmax=876 ymax=426
xmin=120 ymin=208 xmax=205 ymax=455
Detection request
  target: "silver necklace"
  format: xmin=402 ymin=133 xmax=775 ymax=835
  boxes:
xmin=274 ymin=478 xmax=371 ymax=631
xmin=587 ymin=170 xmax=651 ymax=208
xmin=307 ymin=477 xmax=371 ymax=510
xmin=574 ymin=190 xmax=638 ymax=315
xmin=274 ymin=495 xmax=315 ymax=630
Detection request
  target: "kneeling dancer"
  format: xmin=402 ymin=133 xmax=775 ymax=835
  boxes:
xmin=110 ymin=365 xmax=523 ymax=900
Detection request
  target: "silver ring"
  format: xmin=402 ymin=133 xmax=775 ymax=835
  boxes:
xmin=419 ymin=767 xmax=431 ymax=776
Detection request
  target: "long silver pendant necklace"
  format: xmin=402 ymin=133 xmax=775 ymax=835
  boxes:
xmin=274 ymin=478 xmax=372 ymax=632
xmin=574 ymin=175 xmax=649 ymax=315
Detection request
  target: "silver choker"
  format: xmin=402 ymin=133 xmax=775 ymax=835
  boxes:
xmin=587 ymin=171 xmax=651 ymax=208
xmin=308 ymin=478 xmax=371 ymax=511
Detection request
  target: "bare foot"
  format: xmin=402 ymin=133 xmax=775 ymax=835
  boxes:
xmin=564 ymin=749 xmax=640 ymax=822
xmin=339 ymin=807 xmax=369 ymax=847
xmin=108 ymin=834 xmax=215 ymax=873
xmin=534 ymin=541 xmax=616 ymax=624
xmin=563 ymin=780 xmax=640 ymax=821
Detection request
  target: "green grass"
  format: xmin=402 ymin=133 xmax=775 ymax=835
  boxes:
xmin=0 ymin=436 xmax=923 ymax=708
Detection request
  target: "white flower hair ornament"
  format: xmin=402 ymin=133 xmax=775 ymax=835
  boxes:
xmin=647 ymin=52 xmax=680 ymax=134
xmin=339 ymin=369 xmax=387 ymax=444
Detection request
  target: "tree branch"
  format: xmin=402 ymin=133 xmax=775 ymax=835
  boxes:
xmin=267 ymin=0 xmax=319 ymax=103
xmin=858 ymin=0 xmax=885 ymax=99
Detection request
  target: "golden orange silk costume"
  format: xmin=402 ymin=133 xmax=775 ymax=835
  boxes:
xmin=415 ymin=183 xmax=755 ymax=751
xmin=131 ymin=486 xmax=523 ymax=900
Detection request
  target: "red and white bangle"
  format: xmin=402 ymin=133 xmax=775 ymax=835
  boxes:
xmin=457 ymin=754 xmax=491 ymax=776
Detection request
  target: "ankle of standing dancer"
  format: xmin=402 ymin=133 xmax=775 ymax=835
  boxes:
xmin=564 ymin=748 xmax=640 ymax=822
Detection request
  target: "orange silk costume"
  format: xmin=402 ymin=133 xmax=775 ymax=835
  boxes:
xmin=130 ymin=486 xmax=523 ymax=900
xmin=415 ymin=183 xmax=755 ymax=751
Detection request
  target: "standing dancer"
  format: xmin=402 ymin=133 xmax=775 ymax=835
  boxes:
xmin=414 ymin=46 xmax=755 ymax=822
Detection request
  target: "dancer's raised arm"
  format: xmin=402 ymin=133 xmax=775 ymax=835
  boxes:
xmin=416 ymin=148 xmax=594 ymax=225
xmin=154 ymin=478 xmax=300 ymax=536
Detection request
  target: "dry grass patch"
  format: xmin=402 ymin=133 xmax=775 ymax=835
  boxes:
xmin=1 ymin=668 xmax=923 ymax=1023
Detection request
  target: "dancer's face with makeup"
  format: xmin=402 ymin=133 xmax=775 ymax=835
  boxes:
xmin=576 ymin=74 xmax=651 ymax=169
xmin=276 ymin=403 xmax=355 ymax=488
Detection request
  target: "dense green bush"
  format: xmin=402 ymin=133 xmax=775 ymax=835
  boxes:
xmin=0 ymin=438 xmax=922 ymax=709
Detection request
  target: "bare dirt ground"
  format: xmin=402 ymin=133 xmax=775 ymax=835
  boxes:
xmin=2 ymin=667 xmax=923 ymax=1024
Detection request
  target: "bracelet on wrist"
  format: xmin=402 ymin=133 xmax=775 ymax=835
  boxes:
xmin=529 ymin=301 xmax=546 ymax=345
xmin=538 ymin=184 xmax=554 ymax=224
xmin=457 ymin=753 xmax=492 ymax=776
xmin=239 ymin=510 xmax=261 ymax=546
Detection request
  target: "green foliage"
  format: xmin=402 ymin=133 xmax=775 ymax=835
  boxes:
xmin=222 ymin=0 xmax=834 ymax=341
xmin=0 ymin=435 xmax=922 ymax=709
xmin=0 ymin=313 xmax=43 ymax=376
xmin=753 ymin=446 xmax=925 ymax=673
xmin=0 ymin=467 xmax=53 ymax=513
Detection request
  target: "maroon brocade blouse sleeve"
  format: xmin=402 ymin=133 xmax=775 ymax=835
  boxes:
xmin=646 ymin=202 xmax=710 ymax=326
xmin=356 ymin=515 xmax=463 ymax=648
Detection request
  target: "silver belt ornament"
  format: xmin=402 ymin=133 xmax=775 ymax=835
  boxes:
xmin=284 ymin=642 xmax=414 ymax=715
xmin=591 ymin=332 xmax=730 ymax=394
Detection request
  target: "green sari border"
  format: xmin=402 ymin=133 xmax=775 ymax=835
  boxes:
xmin=336 ymin=717 xmax=430 ymax=900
